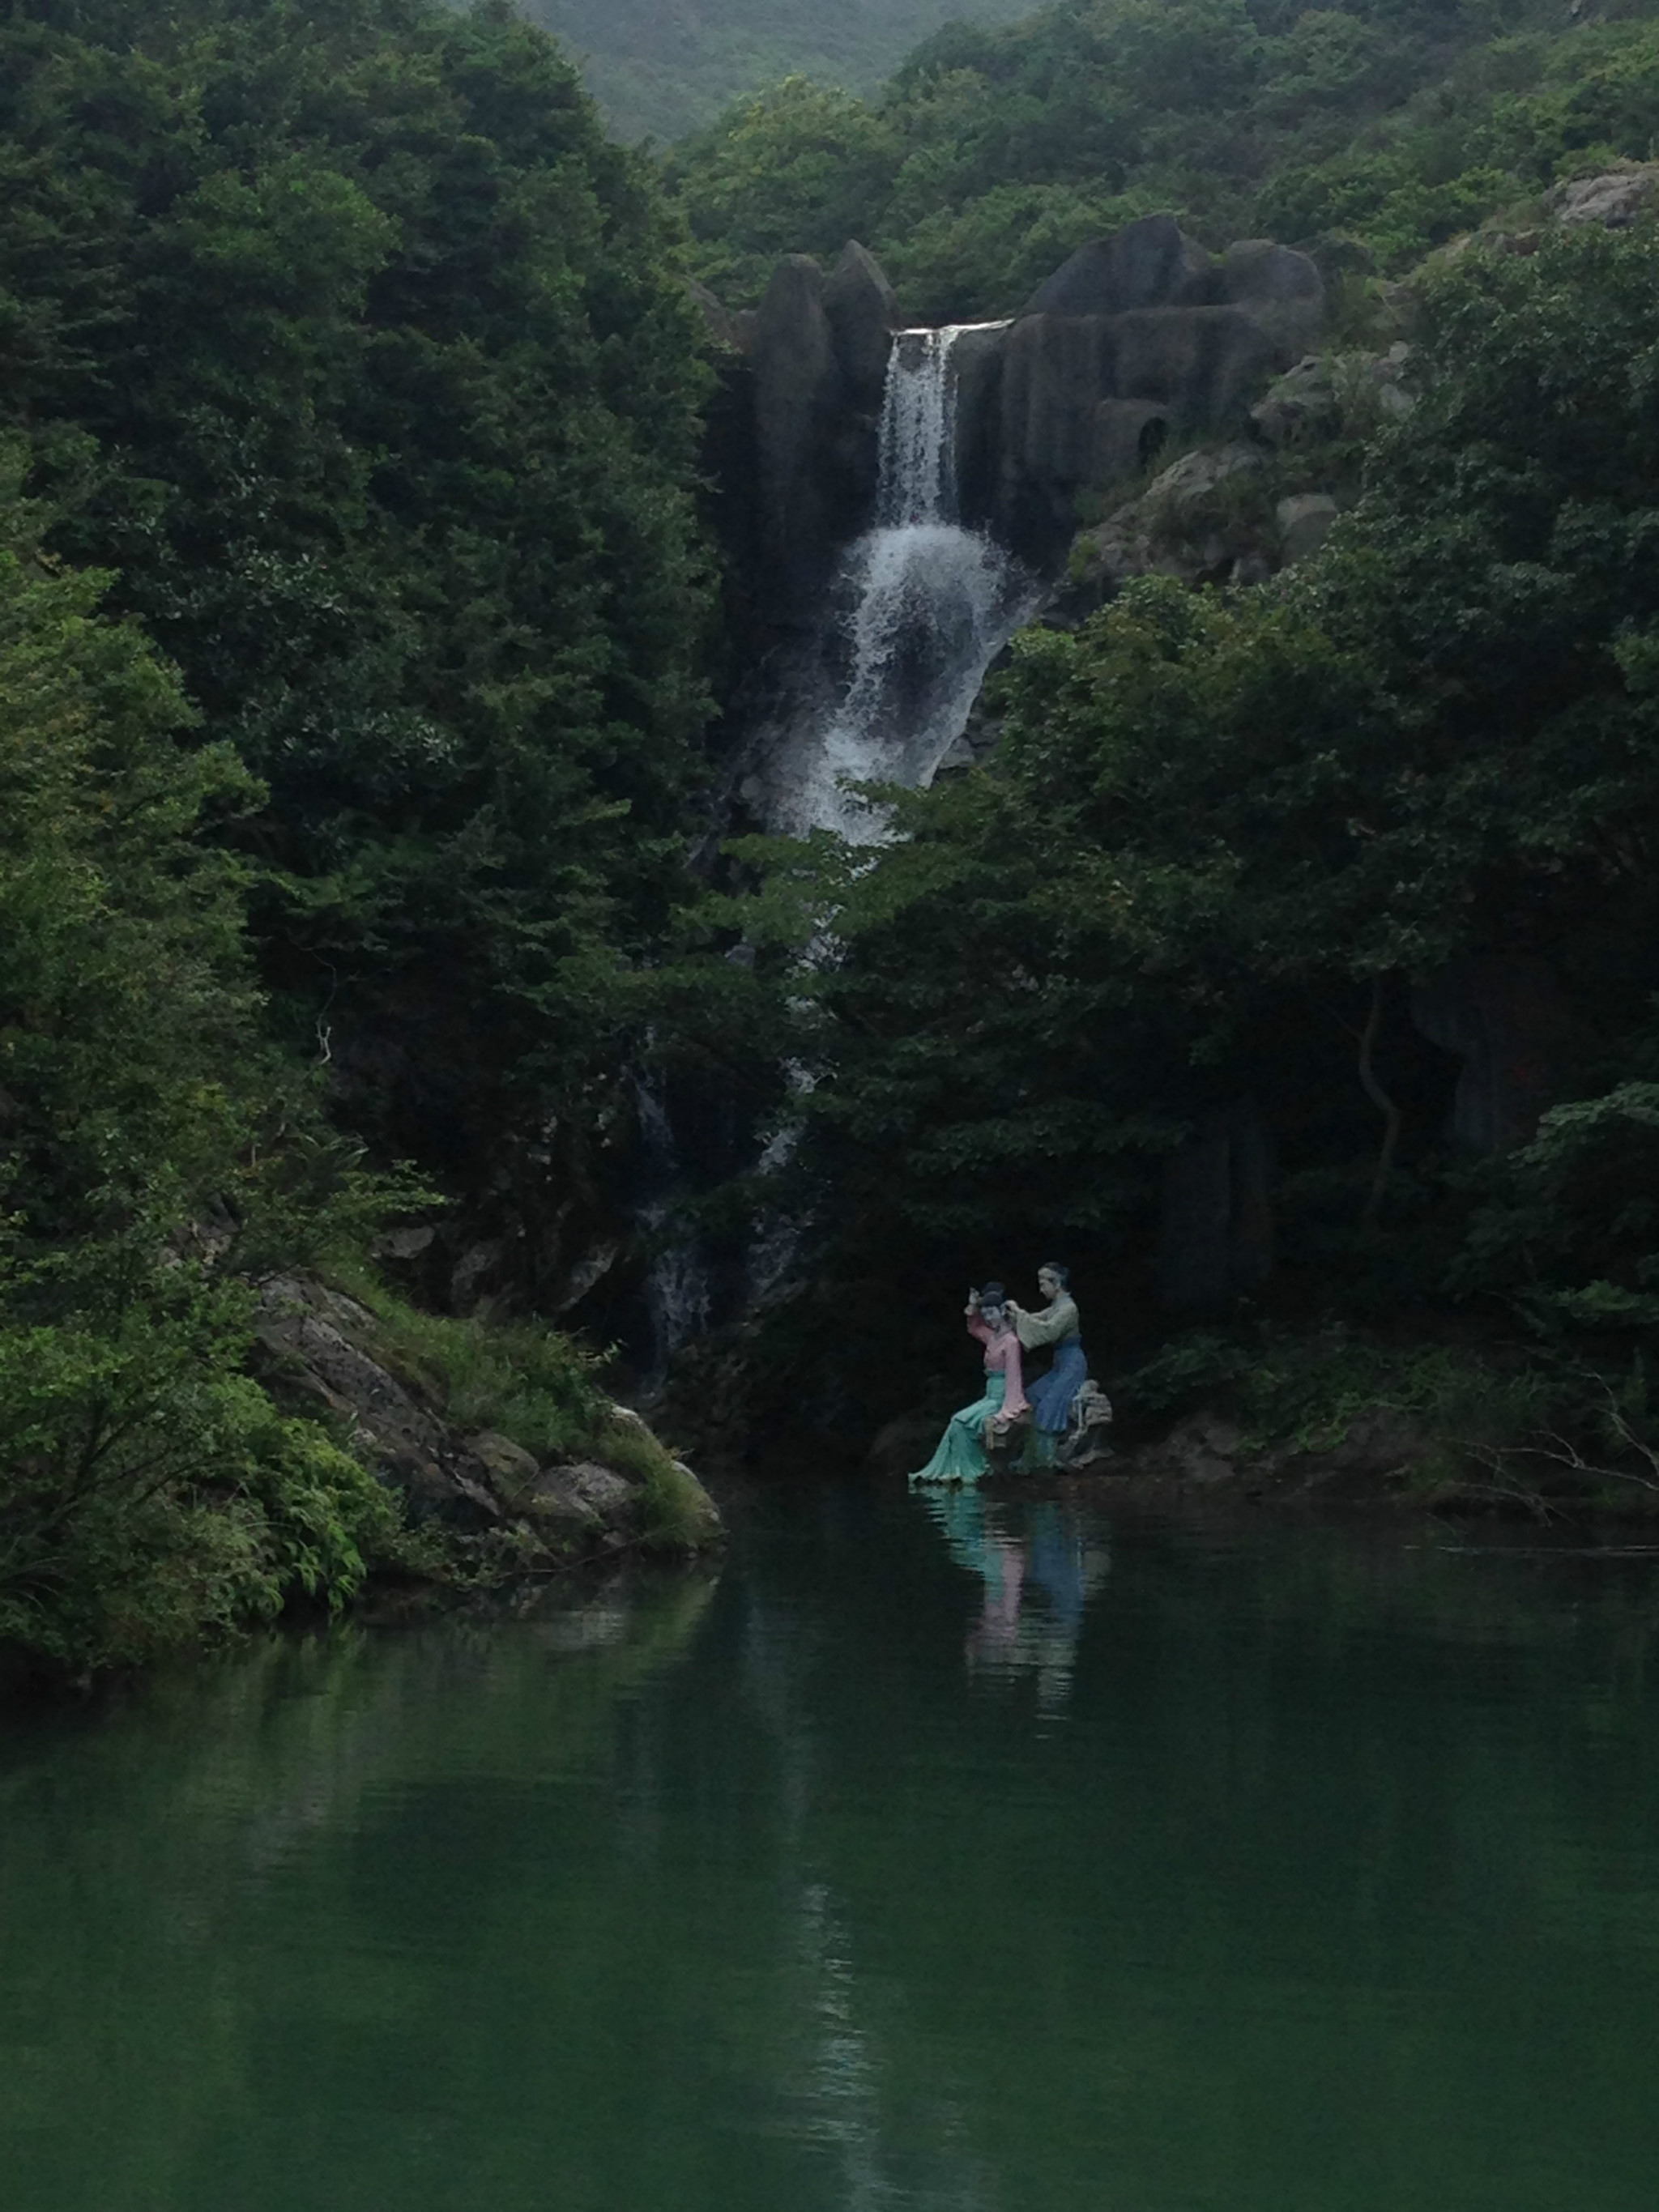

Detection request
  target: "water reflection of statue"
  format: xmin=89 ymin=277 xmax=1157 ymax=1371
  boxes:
xmin=1007 ymin=1264 xmax=1087 ymax=1470
xmin=909 ymin=1283 xmax=1030 ymax=1487
xmin=922 ymin=1492 xmax=1110 ymax=1707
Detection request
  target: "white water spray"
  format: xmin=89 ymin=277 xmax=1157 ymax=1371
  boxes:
xmin=762 ymin=322 xmax=1036 ymax=840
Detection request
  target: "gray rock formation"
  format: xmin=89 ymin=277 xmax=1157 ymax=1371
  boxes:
xmin=744 ymin=244 xmax=898 ymax=627
xmin=823 ymin=240 xmax=898 ymax=414
xmin=1056 ymin=443 xmax=1270 ymax=618
xmin=750 ymin=256 xmax=846 ymax=621
xmin=1023 ymin=214 xmax=1215 ymax=317
xmin=1277 ymin=491 xmax=1339 ymax=563
xmin=1546 ymin=163 xmax=1659 ymax=228
xmin=953 ymin=215 xmax=1325 ymax=566
xmin=1250 ymin=343 xmax=1413 ymax=447
xmin=1218 ymin=239 xmax=1325 ymax=357
xmin=252 ymin=1273 xmax=721 ymax=1557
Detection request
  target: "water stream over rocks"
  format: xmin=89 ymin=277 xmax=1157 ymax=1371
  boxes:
xmin=757 ymin=322 xmax=1037 ymax=840
xmin=642 ymin=325 xmax=1038 ymax=1377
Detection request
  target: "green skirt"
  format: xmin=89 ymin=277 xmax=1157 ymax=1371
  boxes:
xmin=910 ymin=1372 xmax=1004 ymax=1487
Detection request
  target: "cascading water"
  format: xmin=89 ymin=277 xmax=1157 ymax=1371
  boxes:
xmin=644 ymin=325 xmax=1036 ymax=1382
xmin=761 ymin=322 xmax=1038 ymax=841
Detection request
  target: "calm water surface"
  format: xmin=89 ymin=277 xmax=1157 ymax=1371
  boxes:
xmin=4 ymin=1482 xmax=1659 ymax=2212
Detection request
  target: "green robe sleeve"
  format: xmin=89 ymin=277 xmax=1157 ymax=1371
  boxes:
xmin=1014 ymin=1295 xmax=1079 ymax=1349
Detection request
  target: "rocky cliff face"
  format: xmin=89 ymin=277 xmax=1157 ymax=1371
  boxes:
xmin=739 ymin=242 xmax=900 ymax=630
xmin=703 ymin=211 xmax=1327 ymax=615
xmin=960 ymin=217 xmax=1325 ymax=566
xmin=253 ymin=1274 xmax=723 ymax=1569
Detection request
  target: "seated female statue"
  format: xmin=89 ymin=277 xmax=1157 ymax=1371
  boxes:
xmin=909 ymin=1283 xmax=1030 ymax=1488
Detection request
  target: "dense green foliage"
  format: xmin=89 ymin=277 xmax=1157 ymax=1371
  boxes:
xmin=667 ymin=0 xmax=1659 ymax=315
xmin=727 ymin=225 xmax=1659 ymax=1477
xmin=0 ymin=0 xmax=723 ymax=1673
xmin=518 ymin=0 xmax=1036 ymax=143
xmin=0 ymin=464 xmax=406 ymax=1673
xmin=326 ymin=1261 xmax=719 ymax=1545
xmin=0 ymin=0 xmax=715 ymax=1249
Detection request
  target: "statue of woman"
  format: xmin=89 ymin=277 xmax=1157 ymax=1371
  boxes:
xmin=909 ymin=1282 xmax=1031 ymax=1487
xmin=1008 ymin=1264 xmax=1086 ymax=1471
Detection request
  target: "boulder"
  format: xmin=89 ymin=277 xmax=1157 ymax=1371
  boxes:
xmin=750 ymin=255 xmax=844 ymax=620
xmin=466 ymin=1429 xmax=541 ymax=1492
xmin=823 ymin=240 xmax=898 ymax=416
xmin=1250 ymin=343 xmax=1413 ymax=448
xmin=374 ymin=1223 xmax=435 ymax=1261
xmin=1067 ymin=442 xmax=1269 ymax=605
xmin=450 ymin=1238 xmax=508 ymax=1312
xmin=1219 ymin=240 xmax=1324 ymax=357
xmin=251 ymin=1273 xmax=722 ymax=1558
xmin=254 ymin=1275 xmax=454 ymax=1497
xmin=1023 ymin=214 xmax=1215 ymax=317
xmin=1410 ymin=954 xmax=1580 ymax=1153
xmin=1546 ymin=164 xmax=1659 ymax=228
xmin=531 ymin=1460 xmax=640 ymax=1526
xmin=1277 ymin=492 xmax=1339 ymax=563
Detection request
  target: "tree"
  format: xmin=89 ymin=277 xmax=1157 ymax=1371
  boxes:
xmin=0 ymin=457 xmax=394 ymax=1673
xmin=0 ymin=0 xmax=718 ymax=1281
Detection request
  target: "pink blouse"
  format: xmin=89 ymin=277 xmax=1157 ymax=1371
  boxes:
xmin=966 ymin=1312 xmax=1030 ymax=1419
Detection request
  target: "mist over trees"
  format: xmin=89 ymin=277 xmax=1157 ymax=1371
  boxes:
xmin=515 ymin=0 xmax=1037 ymax=143
xmin=667 ymin=0 xmax=1659 ymax=314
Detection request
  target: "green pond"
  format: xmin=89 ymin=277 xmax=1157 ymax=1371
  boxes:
xmin=5 ymin=1482 xmax=1659 ymax=2212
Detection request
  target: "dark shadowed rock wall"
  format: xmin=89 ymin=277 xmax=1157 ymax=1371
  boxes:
xmin=705 ymin=214 xmax=1326 ymax=610
xmin=956 ymin=215 xmax=1325 ymax=567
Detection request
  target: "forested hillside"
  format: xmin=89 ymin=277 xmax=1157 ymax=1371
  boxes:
xmin=12 ymin=0 xmax=1659 ymax=1673
xmin=0 ymin=0 xmax=721 ymax=1673
xmin=517 ymin=0 xmax=1036 ymax=142
xmin=669 ymin=0 xmax=1659 ymax=315
xmin=680 ymin=1 xmax=1659 ymax=1498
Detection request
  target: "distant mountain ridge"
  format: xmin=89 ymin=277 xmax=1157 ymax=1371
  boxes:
xmin=516 ymin=0 xmax=1036 ymax=139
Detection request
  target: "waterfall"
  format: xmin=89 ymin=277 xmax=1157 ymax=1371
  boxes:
xmin=640 ymin=326 xmax=1034 ymax=1383
xmin=760 ymin=322 xmax=1036 ymax=841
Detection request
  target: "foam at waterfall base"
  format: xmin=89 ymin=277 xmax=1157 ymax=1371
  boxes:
xmin=765 ymin=520 xmax=1035 ymax=841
